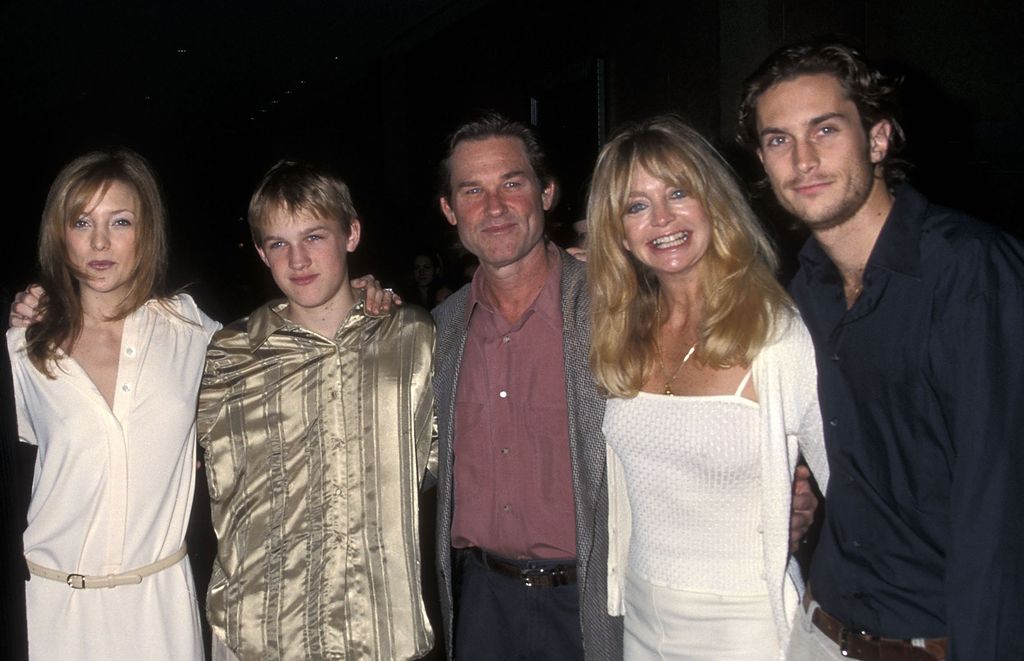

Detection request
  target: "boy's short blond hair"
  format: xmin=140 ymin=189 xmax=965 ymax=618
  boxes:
xmin=248 ymin=160 xmax=357 ymax=243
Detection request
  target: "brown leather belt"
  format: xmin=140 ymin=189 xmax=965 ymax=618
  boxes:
xmin=803 ymin=589 xmax=948 ymax=661
xmin=467 ymin=547 xmax=576 ymax=588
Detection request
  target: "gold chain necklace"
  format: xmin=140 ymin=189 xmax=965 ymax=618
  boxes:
xmin=654 ymin=339 xmax=696 ymax=396
xmin=653 ymin=298 xmax=697 ymax=395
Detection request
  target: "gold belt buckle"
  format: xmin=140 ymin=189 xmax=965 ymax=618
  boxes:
xmin=66 ymin=573 xmax=86 ymax=589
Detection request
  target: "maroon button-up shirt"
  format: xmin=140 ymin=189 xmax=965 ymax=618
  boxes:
xmin=450 ymin=247 xmax=576 ymax=560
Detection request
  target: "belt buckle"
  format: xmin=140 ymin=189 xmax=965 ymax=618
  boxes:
xmin=522 ymin=566 xmax=550 ymax=587
xmin=66 ymin=573 xmax=86 ymax=589
xmin=839 ymin=627 xmax=850 ymax=656
xmin=521 ymin=566 xmax=564 ymax=588
xmin=839 ymin=627 xmax=873 ymax=659
xmin=522 ymin=566 xmax=547 ymax=588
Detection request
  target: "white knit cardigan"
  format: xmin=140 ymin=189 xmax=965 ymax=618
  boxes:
xmin=604 ymin=309 xmax=830 ymax=658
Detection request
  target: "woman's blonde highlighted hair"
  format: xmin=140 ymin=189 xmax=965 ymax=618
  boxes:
xmin=26 ymin=148 xmax=169 ymax=376
xmin=587 ymin=115 xmax=791 ymax=397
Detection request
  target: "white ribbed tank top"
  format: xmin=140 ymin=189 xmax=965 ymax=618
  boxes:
xmin=603 ymin=380 xmax=768 ymax=595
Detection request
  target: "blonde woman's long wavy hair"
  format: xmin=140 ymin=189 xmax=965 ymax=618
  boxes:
xmin=587 ymin=116 xmax=792 ymax=398
xmin=26 ymin=148 xmax=169 ymax=376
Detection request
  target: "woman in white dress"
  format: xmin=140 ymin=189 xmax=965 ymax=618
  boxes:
xmin=7 ymin=148 xmax=219 ymax=660
xmin=586 ymin=116 xmax=829 ymax=660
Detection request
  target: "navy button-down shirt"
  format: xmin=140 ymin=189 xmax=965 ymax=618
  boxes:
xmin=790 ymin=185 xmax=1024 ymax=659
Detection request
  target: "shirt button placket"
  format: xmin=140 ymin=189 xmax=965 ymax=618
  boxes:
xmin=495 ymin=330 xmax=514 ymax=525
xmin=119 ymin=346 xmax=136 ymax=397
xmin=328 ymin=348 xmax=346 ymax=529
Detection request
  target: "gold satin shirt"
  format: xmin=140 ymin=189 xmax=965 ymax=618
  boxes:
xmin=198 ymin=301 xmax=436 ymax=660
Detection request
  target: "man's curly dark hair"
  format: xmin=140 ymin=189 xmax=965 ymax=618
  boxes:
xmin=737 ymin=40 xmax=907 ymax=186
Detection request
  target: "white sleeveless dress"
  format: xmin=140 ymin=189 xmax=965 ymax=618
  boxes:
xmin=603 ymin=371 xmax=779 ymax=660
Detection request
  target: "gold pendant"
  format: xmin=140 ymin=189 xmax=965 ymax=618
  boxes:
xmin=664 ymin=383 xmax=674 ymax=396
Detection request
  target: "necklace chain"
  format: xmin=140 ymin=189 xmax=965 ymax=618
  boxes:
xmin=654 ymin=339 xmax=696 ymax=396
xmin=655 ymin=300 xmax=696 ymax=399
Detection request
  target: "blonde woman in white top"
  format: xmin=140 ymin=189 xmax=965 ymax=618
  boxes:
xmin=7 ymin=149 xmax=219 ymax=659
xmin=586 ymin=116 xmax=829 ymax=659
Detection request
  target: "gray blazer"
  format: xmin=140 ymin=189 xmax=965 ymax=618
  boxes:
xmin=431 ymin=251 xmax=623 ymax=660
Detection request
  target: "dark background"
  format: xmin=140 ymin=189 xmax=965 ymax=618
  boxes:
xmin=3 ymin=0 xmax=1023 ymax=316
xmin=2 ymin=1 xmax=1022 ymax=658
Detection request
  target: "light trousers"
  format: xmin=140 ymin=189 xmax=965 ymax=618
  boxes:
xmin=784 ymin=599 xmax=855 ymax=661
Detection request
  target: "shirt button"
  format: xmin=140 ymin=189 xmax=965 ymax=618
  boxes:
xmin=829 ymin=418 xmax=838 ymax=427
xmin=502 ymin=335 xmax=510 ymax=343
xmin=502 ymin=504 xmax=511 ymax=512
xmin=831 ymin=352 xmax=839 ymax=362
xmin=499 ymin=390 xmax=508 ymax=398
xmin=125 ymin=346 xmax=136 ymax=357
xmin=121 ymin=383 xmax=132 ymax=393
xmin=500 ymin=448 xmax=510 ymax=455
xmin=852 ymin=539 xmax=863 ymax=548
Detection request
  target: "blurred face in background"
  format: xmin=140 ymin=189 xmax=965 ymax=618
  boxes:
xmin=412 ymin=255 xmax=436 ymax=287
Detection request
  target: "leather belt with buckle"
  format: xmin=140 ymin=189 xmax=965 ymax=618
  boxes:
xmin=467 ymin=548 xmax=577 ymax=588
xmin=804 ymin=589 xmax=948 ymax=660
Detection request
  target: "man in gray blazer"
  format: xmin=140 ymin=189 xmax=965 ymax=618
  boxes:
xmin=430 ymin=114 xmax=815 ymax=661
xmin=431 ymin=114 xmax=616 ymax=661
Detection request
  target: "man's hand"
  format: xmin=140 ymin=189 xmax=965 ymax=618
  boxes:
xmin=565 ymin=247 xmax=588 ymax=262
xmin=790 ymin=464 xmax=818 ymax=553
xmin=351 ymin=275 xmax=402 ymax=315
xmin=9 ymin=284 xmax=44 ymax=328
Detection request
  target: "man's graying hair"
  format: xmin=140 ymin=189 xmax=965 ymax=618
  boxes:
xmin=438 ymin=113 xmax=556 ymax=201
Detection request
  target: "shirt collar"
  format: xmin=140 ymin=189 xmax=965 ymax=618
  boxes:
xmin=462 ymin=243 xmax=563 ymax=330
xmin=798 ymin=183 xmax=926 ymax=284
xmin=246 ymin=296 xmax=373 ymax=351
xmin=246 ymin=301 xmax=290 ymax=350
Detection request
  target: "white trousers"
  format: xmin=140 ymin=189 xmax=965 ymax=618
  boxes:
xmin=785 ymin=599 xmax=855 ymax=661
xmin=623 ymin=568 xmax=779 ymax=660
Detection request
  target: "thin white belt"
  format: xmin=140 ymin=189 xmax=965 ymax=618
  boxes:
xmin=26 ymin=544 xmax=187 ymax=589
